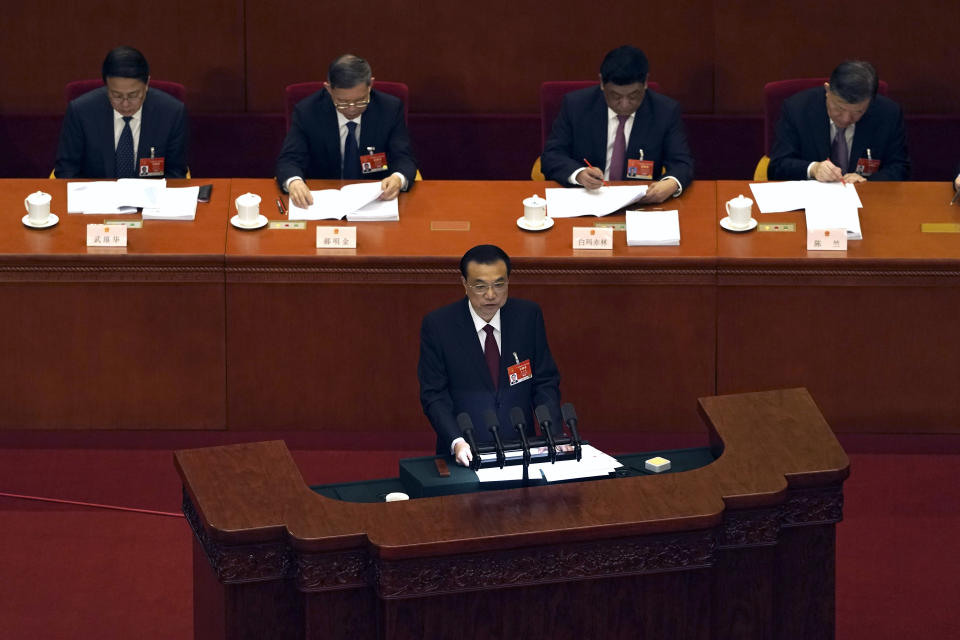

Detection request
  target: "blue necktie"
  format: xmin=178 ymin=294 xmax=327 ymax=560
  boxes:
xmin=115 ymin=116 xmax=135 ymax=178
xmin=342 ymin=121 xmax=361 ymax=179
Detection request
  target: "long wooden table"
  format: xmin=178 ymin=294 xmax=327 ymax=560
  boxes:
xmin=3 ymin=178 xmax=959 ymax=434
xmin=176 ymin=388 xmax=850 ymax=639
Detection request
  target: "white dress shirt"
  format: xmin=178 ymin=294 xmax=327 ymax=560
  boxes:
xmin=449 ymin=301 xmax=503 ymax=454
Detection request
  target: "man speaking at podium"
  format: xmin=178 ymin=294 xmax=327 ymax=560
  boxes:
xmin=418 ymin=245 xmax=562 ymax=467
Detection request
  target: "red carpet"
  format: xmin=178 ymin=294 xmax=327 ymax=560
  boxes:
xmin=2 ymin=444 xmax=959 ymax=639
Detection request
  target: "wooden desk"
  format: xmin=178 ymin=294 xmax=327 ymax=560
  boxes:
xmin=716 ymin=181 xmax=960 ymax=433
xmin=0 ymin=179 xmax=229 ymax=429
xmin=225 ymin=179 xmax=718 ymax=434
xmin=176 ymin=388 xmax=849 ymax=640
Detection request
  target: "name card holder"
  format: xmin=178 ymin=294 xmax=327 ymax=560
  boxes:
xmin=807 ymin=228 xmax=847 ymax=251
xmin=87 ymin=224 xmax=128 ymax=247
xmin=316 ymin=226 xmax=357 ymax=249
xmin=572 ymin=226 xmax=613 ymax=250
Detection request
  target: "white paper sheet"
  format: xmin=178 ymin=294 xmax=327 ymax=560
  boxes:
xmin=67 ymin=179 xmax=166 ymax=214
xmin=749 ymin=181 xmax=861 ymax=213
xmin=142 ymin=186 xmax=200 ymax=221
xmin=288 ymin=182 xmax=390 ymax=220
xmin=804 ymin=205 xmax=863 ymax=240
xmin=475 ymin=444 xmax=622 ymax=483
xmin=625 ymin=210 xmax=680 ymax=246
xmin=545 ymin=185 xmax=648 ymax=218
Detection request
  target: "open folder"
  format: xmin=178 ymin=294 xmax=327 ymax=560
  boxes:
xmin=288 ymin=182 xmax=398 ymax=221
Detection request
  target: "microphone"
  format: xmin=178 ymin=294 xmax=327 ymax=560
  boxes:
xmin=457 ymin=412 xmax=480 ymax=470
xmin=509 ymin=406 xmax=531 ymax=480
xmin=483 ymin=409 xmax=506 ymax=468
xmin=561 ymin=403 xmax=582 ymax=461
xmin=535 ymin=404 xmax=557 ymax=463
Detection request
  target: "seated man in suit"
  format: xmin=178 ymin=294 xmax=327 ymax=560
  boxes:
xmin=55 ymin=46 xmax=188 ymax=179
xmin=769 ymin=60 xmax=909 ymax=182
xmin=541 ymin=45 xmax=694 ymax=204
xmin=276 ymin=54 xmax=418 ymax=208
xmin=419 ymin=245 xmax=562 ymax=467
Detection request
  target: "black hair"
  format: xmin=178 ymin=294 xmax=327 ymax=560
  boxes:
xmin=828 ymin=60 xmax=879 ymax=104
xmin=101 ymin=46 xmax=150 ymax=84
xmin=459 ymin=245 xmax=511 ymax=278
xmin=327 ymin=54 xmax=372 ymax=89
xmin=600 ymin=45 xmax=649 ymax=85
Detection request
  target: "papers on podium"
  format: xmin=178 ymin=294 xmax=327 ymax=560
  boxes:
xmin=142 ymin=186 xmax=200 ymax=221
xmin=749 ymin=181 xmax=862 ymax=213
xmin=545 ymin=185 xmax=648 ymax=218
xmin=805 ymin=205 xmax=862 ymax=240
xmin=67 ymin=179 xmax=166 ymax=214
xmin=625 ymin=209 xmax=680 ymax=246
xmin=475 ymin=444 xmax=623 ymax=483
xmin=288 ymin=182 xmax=398 ymax=221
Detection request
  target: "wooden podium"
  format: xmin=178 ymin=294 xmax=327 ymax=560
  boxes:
xmin=176 ymin=388 xmax=849 ymax=639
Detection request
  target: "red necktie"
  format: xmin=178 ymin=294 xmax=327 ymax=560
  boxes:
xmin=610 ymin=114 xmax=629 ymax=181
xmin=483 ymin=324 xmax=499 ymax=389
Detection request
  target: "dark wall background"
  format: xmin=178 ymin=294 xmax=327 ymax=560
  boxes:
xmin=1 ymin=1 xmax=958 ymax=179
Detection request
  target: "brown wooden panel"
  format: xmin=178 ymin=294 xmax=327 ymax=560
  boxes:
xmin=714 ymin=1 xmax=960 ymax=114
xmin=225 ymin=179 xmax=717 ymax=433
xmin=243 ymin=0 xmax=715 ymax=113
xmin=1 ymin=1 xmax=244 ymax=113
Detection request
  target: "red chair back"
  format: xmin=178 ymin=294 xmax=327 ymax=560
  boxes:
xmin=284 ymin=81 xmax=409 ymax=130
xmin=763 ymin=77 xmax=889 ymax=154
xmin=65 ymin=79 xmax=186 ymax=105
xmin=539 ymin=79 xmax=661 ymax=147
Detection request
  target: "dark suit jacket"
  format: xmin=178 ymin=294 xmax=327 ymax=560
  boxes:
xmin=541 ymin=86 xmax=694 ymax=189
xmin=769 ymin=86 xmax=910 ymax=181
xmin=275 ymin=88 xmax=417 ymax=188
xmin=54 ymin=87 xmax=188 ymax=179
xmin=418 ymin=298 xmax=562 ymax=455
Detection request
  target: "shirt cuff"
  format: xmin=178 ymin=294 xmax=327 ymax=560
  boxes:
xmin=284 ymin=176 xmax=304 ymax=191
xmin=660 ymin=175 xmax=682 ymax=197
xmin=569 ymin=167 xmax=586 ymax=185
xmin=806 ymin=162 xmax=817 ymax=179
xmin=450 ymin=436 xmax=466 ymax=456
xmin=392 ymin=171 xmax=408 ymax=191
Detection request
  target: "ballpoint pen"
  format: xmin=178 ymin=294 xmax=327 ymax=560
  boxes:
xmin=582 ymin=158 xmax=609 ymax=186
xmin=276 ymin=198 xmax=287 ymax=215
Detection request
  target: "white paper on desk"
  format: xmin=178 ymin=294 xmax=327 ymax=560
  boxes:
xmin=288 ymin=182 xmax=386 ymax=220
xmin=67 ymin=179 xmax=165 ymax=214
xmin=346 ymin=196 xmax=398 ymax=222
xmin=475 ymin=444 xmax=622 ymax=483
xmin=142 ymin=186 xmax=200 ymax=221
xmin=545 ymin=185 xmax=647 ymax=218
xmin=805 ymin=205 xmax=863 ymax=240
xmin=625 ymin=209 xmax=680 ymax=246
xmin=749 ymin=181 xmax=861 ymax=213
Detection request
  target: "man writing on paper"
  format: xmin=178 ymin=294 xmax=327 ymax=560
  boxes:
xmin=276 ymin=54 xmax=418 ymax=209
xmin=541 ymin=45 xmax=694 ymax=204
xmin=55 ymin=46 xmax=188 ymax=179
xmin=769 ymin=60 xmax=910 ymax=183
xmin=418 ymin=245 xmax=563 ymax=467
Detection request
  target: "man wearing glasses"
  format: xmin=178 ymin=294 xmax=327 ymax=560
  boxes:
xmin=769 ymin=60 xmax=910 ymax=182
xmin=419 ymin=245 xmax=562 ymax=467
xmin=541 ymin=45 xmax=694 ymax=204
xmin=276 ymin=54 xmax=418 ymax=208
xmin=55 ymin=46 xmax=188 ymax=179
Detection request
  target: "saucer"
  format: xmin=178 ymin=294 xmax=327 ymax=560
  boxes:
xmin=22 ymin=213 xmax=59 ymax=229
xmin=720 ymin=216 xmax=757 ymax=233
xmin=231 ymin=214 xmax=268 ymax=230
xmin=517 ymin=216 xmax=554 ymax=232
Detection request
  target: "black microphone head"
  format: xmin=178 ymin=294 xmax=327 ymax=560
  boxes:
xmin=483 ymin=409 xmax=500 ymax=431
xmin=509 ymin=406 xmax=526 ymax=427
xmin=561 ymin=403 xmax=577 ymax=423
xmin=456 ymin=412 xmax=474 ymax=434
xmin=535 ymin=404 xmax=552 ymax=425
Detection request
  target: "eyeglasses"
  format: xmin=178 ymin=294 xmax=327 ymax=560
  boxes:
xmin=469 ymin=281 xmax=508 ymax=294
xmin=108 ymin=89 xmax=146 ymax=104
xmin=333 ymin=96 xmax=371 ymax=111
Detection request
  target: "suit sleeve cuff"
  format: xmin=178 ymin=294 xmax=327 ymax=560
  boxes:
xmin=450 ymin=436 xmax=465 ymax=455
xmin=660 ymin=176 xmax=682 ymax=197
xmin=568 ymin=167 xmax=586 ymax=185
xmin=806 ymin=162 xmax=817 ymax=179
xmin=284 ymin=176 xmax=304 ymax=192
xmin=392 ymin=171 xmax=408 ymax=191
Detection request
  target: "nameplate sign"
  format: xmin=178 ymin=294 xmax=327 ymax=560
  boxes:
xmin=87 ymin=224 xmax=128 ymax=247
xmin=807 ymin=228 xmax=847 ymax=251
xmin=316 ymin=226 xmax=357 ymax=249
xmin=921 ymin=223 xmax=960 ymax=233
xmin=572 ymin=227 xmax=613 ymax=250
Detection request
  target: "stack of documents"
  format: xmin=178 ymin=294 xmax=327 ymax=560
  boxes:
xmin=625 ymin=209 xmax=681 ymax=246
xmin=142 ymin=186 xmax=200 ymax=221
xmin=288 ymin=182 xmax=398 ymax=221
xmin=545 ymin=185 xmax=648 ymax=218
xmin=748 ymin=180 xmax=862 ymax=213
xmin=804 ymin=205 xmax=862 ymax=239
xmin=475 ymin=444 xmax=623 ymax=483
xmin=67 ymin=179 xmax=166 ymax=214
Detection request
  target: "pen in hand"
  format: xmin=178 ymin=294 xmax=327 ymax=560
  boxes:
xmin=582 ymin=158 xmax=609 ymax=187
xmin=276 ymin=198 xmax=287 ymax=215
